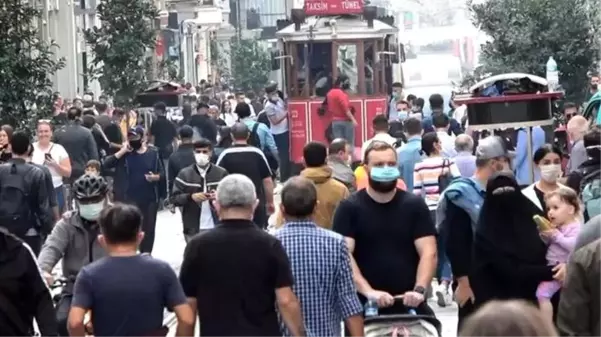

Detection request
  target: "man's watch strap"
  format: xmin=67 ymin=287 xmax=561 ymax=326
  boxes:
xmin=413 ymin=286 xmax=426 ymax=294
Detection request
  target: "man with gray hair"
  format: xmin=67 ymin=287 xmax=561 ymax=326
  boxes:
xmin=178 ymin=173 xmax=306 ymax=336
xmin=454 ymin=134 xmax=477 ymax=177
xmin=566 ymin=115 xmax=589 ymax=173
xmin=275 ymin=177 xmax=363 ymax=337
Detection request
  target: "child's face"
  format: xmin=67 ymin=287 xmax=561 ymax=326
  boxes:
xmin=85 ymin=168 xmax=99 ymax=176
xmin=547 ymin=195 xmax=575 ymax=226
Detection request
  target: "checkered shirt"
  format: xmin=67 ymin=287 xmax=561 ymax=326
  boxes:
xmin=275 ymin=221 xmax=362 ymax=336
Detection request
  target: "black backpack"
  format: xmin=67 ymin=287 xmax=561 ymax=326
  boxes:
xmin=0 ymin=164 xmax=34 ymax=238
xmin=248 ymin=122 xmax=262 ymax=148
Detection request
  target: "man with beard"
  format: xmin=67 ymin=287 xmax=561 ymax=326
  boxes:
xmin=437 ymin=136 xmax=513 ymax=331
xmin=333 ymin=141 xmax=437 ymax=315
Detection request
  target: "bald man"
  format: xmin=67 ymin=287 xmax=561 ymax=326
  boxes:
xmin=567 ymin=115 xmax=590 ymax=173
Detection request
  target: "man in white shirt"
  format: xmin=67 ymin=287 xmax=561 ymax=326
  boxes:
xmin=362 ymin=114 xmax=398 ymax=161
xmin=264 ymin=84 xmax=290 ymax=181
xmin=432 ymin=113 xmax=457 ymax=158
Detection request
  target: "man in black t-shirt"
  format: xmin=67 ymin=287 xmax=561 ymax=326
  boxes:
xmin=215 ymin=123 xmax=274 ymax=228
xmin=333 ymin=141 xmax=437 ymax=316
xmin=178 ymin=174 xmax=305 ymax=336
xmin=149 ymin=102 xmax=178 ymax=167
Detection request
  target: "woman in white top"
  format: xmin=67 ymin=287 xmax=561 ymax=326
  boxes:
xmin=33 ymin=121 xmax=72 ymax=213
xmin=220 ymin=100 xmax=237 ymax=126
xmin=522 ymin=144 xmax=565 ymax=213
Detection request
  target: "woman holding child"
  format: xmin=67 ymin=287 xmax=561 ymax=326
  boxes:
xmin=469 ymin=172 xmax=572 ymax=324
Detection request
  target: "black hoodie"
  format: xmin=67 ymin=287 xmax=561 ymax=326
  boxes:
xmin=0 ymin=228 xmax=57 ymax=336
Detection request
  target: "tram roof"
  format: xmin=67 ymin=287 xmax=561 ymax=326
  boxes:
xmin=276 ymin=16 xmax=397 ymax=42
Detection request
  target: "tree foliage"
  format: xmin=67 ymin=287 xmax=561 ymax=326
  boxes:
xmin=84 ymin=0 xmax=159 ymax=108
xmin=230 ymin=39 xmax=271 ymax=91
xmin=0 ymin=0 xmax=65 ymax=130
xmin=470 ymin=0 xmax=600 ymax=102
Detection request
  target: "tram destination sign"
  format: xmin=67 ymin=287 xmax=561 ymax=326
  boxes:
xmin=304 ymin=0 xmax=364 ymax=16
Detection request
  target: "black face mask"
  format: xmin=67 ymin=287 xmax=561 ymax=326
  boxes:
xmin=129 ymin=139 xmax=142 ymax=151
xmin=367 ymin=177 xmax=397 ymax=193
xmin=592 ymin=84 xmax=598 ymax=90
xmin=342 ymin=82 xmax=351 ymax=90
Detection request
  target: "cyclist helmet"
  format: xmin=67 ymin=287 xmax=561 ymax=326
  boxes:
xmin=73 ymin=174 xmax=108 ymax=200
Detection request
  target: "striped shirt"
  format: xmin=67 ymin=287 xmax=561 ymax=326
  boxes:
xmin=274 ymin=221 xmax=362 ymax=336
xmin=413 ymin=156 xmax=461 ymax=210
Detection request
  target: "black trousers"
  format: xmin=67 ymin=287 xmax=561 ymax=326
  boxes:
xmin=273 ymin=131 xmax=291 ymax=181
xmin=56 ymin=293 xmax=72 ymax=336
xmin=22 ymin=235 xmax=42 ymax=256
xmin=134 ymin=201 xmax=159 ymax=254
xmin=253 ymin=203 xmax=268 ymax=229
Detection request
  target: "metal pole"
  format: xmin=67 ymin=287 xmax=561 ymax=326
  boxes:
xmin=151 ymin=17 xmax=161 ymax=80
xmin=236 ymin=0 xmax=242 ymax=41
xmin=526 ymin=126 xmax=534 ymax=185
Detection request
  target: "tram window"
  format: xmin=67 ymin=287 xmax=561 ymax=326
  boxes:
xmin=294 ymin=44 xmax=308 ymax=96
xmin=336 ymin=44 xmax=359 ymax=94
xmin=364 ymin=42 xmax=375 ymax=95
xmin=310 ymin=42 xmax=333 ymax=97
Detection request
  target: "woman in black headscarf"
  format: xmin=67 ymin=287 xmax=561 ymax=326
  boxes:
xmin=470 ymin=172 xmax=564 ymax=313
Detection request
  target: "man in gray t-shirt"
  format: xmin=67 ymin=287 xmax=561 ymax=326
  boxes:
xmin=574 ymin=215 xmax=601 ymax=251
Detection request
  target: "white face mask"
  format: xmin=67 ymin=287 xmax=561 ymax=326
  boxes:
xmin=195 ymin=153 xmax=210 ymax=166
xmin=79 ymin=200 xmax=104 ymax=221
xmin=540 ymin=164 xmax=562 ymax=182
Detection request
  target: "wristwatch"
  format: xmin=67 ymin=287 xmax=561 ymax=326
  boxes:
xmin=413 ymin=286 xmax=426 ymax=295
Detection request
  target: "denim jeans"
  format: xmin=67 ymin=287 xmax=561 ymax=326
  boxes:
xmin=437 ymin=233 xmax=452 ymax=282
xmin=273 ymin=131 xmax=290 ymax=182
xmin=55 ymin=185 xmax=65 ymax=214
xmin=331 ymin=121 xmax=355 ymax=147
xmin=432 ymin=210 xmax=452 ymax=282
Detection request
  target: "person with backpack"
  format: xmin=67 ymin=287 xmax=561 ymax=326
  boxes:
xmin=0 ymin=227 xmax=57 ymax=336
xmin=236 ymin=102 xmax=279 ymax=174
xmin=412 ymin=132 xmax=461 ymax=308
xmin=0 ymin=131 xmax=54 ymax=255
xmin=189 ymin=102 xmax=218 ymax=144
xmin=566 ymin=127 xmax=601 ymax=221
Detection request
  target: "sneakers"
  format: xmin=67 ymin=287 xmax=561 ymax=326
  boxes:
xmin=434 ymin=283 xmax=452 ymax=308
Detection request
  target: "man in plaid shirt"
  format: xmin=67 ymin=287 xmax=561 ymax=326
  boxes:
xmin=275 ymin=177 xmax=364 ymax=336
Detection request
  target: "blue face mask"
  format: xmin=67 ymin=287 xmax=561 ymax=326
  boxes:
xmin=369 ymin=166 xmax=400 ymax=182
xmin=397 ymin=110 xmax=408 ymax=120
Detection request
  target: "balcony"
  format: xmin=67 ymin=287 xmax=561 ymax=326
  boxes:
xmin=165 ymin=0 xmax=224 ymax=27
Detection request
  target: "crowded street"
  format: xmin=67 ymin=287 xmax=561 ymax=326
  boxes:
xmin=2 ymin=0 xmax=601 ymax=335
xmin=146 ymin=206 xmax=461 ymax=336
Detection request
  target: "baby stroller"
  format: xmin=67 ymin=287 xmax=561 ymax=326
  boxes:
xmin=365 ymin=312 xmax=442 ymax=337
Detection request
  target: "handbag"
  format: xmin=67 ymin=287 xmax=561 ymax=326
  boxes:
xmin=438 ymin=159 xmax=453 ymax=192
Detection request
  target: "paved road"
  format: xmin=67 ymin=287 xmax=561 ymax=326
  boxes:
xmin=153 ymin=208 xmax=458 ymax=336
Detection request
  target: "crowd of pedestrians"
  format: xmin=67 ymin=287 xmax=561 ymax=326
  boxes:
xmin=0 ymin=80 xmax=600 ymax=337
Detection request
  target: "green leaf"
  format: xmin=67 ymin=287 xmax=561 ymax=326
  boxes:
xmin=469 ymin=0 xmax=600 ymax=103
xmin=0 ymin=0 xmax=65 ymax=131
xmin=84 ymin=0 xmax=159 ymax=108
